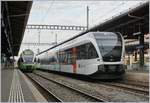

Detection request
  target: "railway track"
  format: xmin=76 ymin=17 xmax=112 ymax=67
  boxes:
xmin=26 ymin=73 xmax=62 ymax=102
xmin=118 ymin=81 xmax=149 ymax=88
xmin=27 ymin=73 xmax=106 ymax=102
xmin=100 ymin=82 xmax=149 ymax=96
xmin=33 ymin=70 xmax=149 ymax=102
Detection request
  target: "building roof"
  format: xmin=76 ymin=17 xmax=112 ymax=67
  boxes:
xmin=2 ymin=1 xmax=32 ymax=57
xmin=87 ymin=2 xmax=149 ymax=39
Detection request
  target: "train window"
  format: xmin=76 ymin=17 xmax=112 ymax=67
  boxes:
xmin=57 ymin=49 xmax=73 ymax=64
xmin=34 ymin=58 xmax=36 ymax=62
xmin=59 ymin=54 xmax=63 ymax=63
xmin=87 ymin=43 xmax=98 ymax=59
xmin=94 ymin=32 xmax=122 ymax=62
xmin=76 ymin=43 xmax=98 ymax=59
xmin=57 ymin=43 xmax=98 ymax=64
xmin=20 ymin=57 xmax=23 ymax=62
xmin=77 ymin=44 xmax=87 ymax=59
xmin=49 ymin=56 xmax=57 ymax=63
xmin=39 ymin=58 xmax=41 ymax=63
xmin=19 ymin=57 xmax=23 ymax=62
xmin=45 ymin=58 xmax=49 ymax=64
xmin=38 ymin=58 xmax=40 ymax=63
xmin=66 ymin=50 xmax=73 ymax=64
xmin=57 ymin=51 xmax=66 ymax=64
xmin=40 ymin=59 xmax=43 ymax=64
xmin=60 ymin=54 xmax=64 ymax=63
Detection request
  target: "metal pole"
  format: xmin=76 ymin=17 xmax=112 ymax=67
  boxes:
xmin=38 ymin=31 xmax=40 ymax=53
xmin=87 ymin=6 xmax=89 ymax=30
xmin=55 ymin=33 xmax=57 ymax=45
xmin=139 ymin=33 xmax=144 ymax=69
xmin=38 ymin=34 xmax=40 ymax=44
xmin=138 ymin=24 xmax=144 ymax=70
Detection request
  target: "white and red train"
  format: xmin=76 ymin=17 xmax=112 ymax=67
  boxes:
xmin=35 ymin=32 xmax=126 ymax=79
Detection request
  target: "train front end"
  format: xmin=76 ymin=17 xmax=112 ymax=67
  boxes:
xmin=18 ymin=49 xmax=35 ymax=72
xmin=90 ymin=32 xmax=126 ymax=79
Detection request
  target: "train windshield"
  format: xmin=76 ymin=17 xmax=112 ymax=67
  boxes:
xmin=23 ymin=55 xmax=34 ymax=63
xmin=94 ymin=32 xmax=122 ymax=62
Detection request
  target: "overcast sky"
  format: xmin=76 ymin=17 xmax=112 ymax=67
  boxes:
xmin=18 ymin=0 xmax=147 ymax=55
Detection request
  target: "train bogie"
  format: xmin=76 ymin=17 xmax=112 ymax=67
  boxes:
xmin=89 ymin=64 xmax=126 ymax=79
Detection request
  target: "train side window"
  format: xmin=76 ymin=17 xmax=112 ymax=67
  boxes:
xmin=66 ymin=50 xmax=73 ymax=64
xmin=60 ymin=54 xmax=63 ymax=63
xmin=51 ymin=56 xmax=57 ymax=63
xmin=58 ymin=49 xmax=73 ymax=65
xmin=42 ymin=58 xmax=44 ymax=64
xmin=40 ymin=58 xmax=42 ymax=63
xmin=49 ymin=56 xmax=53 ymax=63
xmin=40 ymin=58 xmax=41 ymax=63
xmin=76 ymin=44 xmax=87 ymax=59
xmin=57 ymin=51 xmax=66 ymax=64
xmin=62 ymin=52 xmax=66 ymax=64
xmin=76 ymin=42 xmax=98 ymax=60
xmin=46 ymin=58 xmax=48 ymax=64
xmin=41 ymin=58 xmax=43 ymax=64
xmin=76 ymin=43 xmax=88 ymax=59
xmin=60 ymin=53 xmax=64 ymax=63
xmin=38 ymin=58 xmax=40 ymax=63
xmin=20 ymin=57 xmax=23 ymax=62
xmin=87 ymin=43 xmax=98 ymax=59
xmin=34 ymin=58 xmax=36 ymax=62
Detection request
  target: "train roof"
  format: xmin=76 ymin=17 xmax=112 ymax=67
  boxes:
xmin=21 ymin=49 xmax=34 ymax=55
xmin=36 ymin=31 xmax=89 ymax=55
xmin=36 ymin=31 xmax=117 ymax=56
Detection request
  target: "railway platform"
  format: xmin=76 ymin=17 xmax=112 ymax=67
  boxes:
xmin=1 ymin=67 xmax=47 ymax=102
xmin=124 ymin=70 xmax=149 ymax=86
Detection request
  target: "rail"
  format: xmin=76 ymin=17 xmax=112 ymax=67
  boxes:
xmin=26 ymin=74 xmax=63 ymax=102
xmin=33 ymin=72 xmax=106 ymax=102
xmin=99 ymin=82 xmax=149 ymax=96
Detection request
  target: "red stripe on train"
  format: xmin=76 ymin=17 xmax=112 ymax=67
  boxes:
xmin=73 ymin=64 xmax=77 ymax=73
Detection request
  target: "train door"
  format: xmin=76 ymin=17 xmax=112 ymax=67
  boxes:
xmin=76 ymin=43 xmax=99 ymax=75
xmin=76 ymin=43 xmax=87 ymax=74
xmin=60 ymin=49 xmax=73 ymax=73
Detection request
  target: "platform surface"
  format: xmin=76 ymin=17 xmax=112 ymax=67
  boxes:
xmin=125 ymin=70 xmax=149 ymax=84
xmin=1 ymin=68 xmax=47 ymax=102
xmin=1 ymin=67 xmax=149 ymax=102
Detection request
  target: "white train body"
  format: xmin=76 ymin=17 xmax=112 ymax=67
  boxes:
xmin=35 ymin=32 xmax=126 ymax=79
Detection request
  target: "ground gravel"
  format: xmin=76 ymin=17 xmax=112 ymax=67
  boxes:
xmin=29 ymin=73 xmax=99 ymax=102
xmin=34 ymin=70 xmax=149 ymax=102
